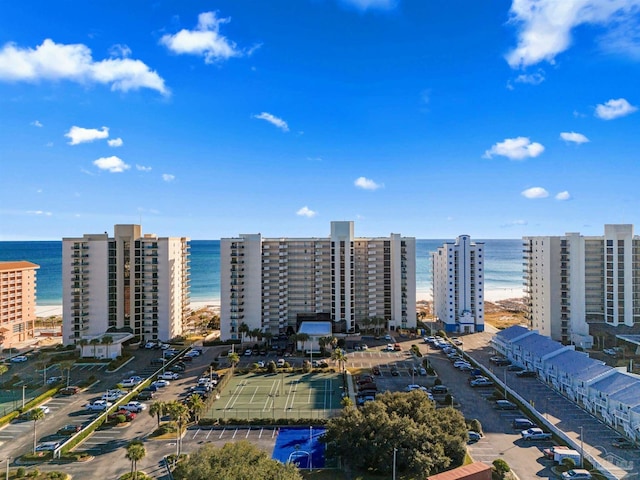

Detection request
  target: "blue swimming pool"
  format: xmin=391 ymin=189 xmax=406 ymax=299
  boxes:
xmin=272 ymin=427 xmax=326 ymax=469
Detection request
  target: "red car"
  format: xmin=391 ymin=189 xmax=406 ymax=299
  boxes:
xmin=108 ymin=410 xmax=136 ymax=423
xmin=59 ymin=386 xmax=80 ymax=395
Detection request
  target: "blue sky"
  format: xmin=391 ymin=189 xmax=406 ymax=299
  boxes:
xmin=1 ymin=0 xmax=639 ymax=240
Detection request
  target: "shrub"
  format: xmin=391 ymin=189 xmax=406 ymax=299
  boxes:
xmin=267 ymin=361 xmax=277 ymax=373
xmin=302 ymin=360 xmax=312 ymax=373
xmin=16 ymin=467 xmax=26 ymax=478
xmin=434 ymin=378 xmax=442 ymax=386
xmin=493 ymin=459 xmax=510 ymax=477
xmin=467 ymin=418 xmax=483 ymax=434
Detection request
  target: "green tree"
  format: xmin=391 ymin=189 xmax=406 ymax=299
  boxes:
xmin=186 ymin=394 xmax=205 ymax=422
xmin=102 ymin=335 xmax=114 ymax=358
xmin=90 ymin=338 xmax=101 ymax=358
xmin=166 ymin=401 xmax=190 ymax=455
xmin=59 ymin=360 xmax=75 ymax=388
xmin=323 ymin=390 xmax=467 ymax=476
xmin=148 ymin=401 xmax=166 ymax=428
xmin=0 ymin=364 xmax=8 ymax=382
xmin=30 ymin=408 xmax=45 ymax=454
xmin=297 ymin=333 xmax=310 ymax=354
xmin=492 ymin=459 xmax=511 ymax=478
xmin=238 ymin=322 xmax=249 ymax=347
xmin=228 ymin=352 xmax=240 ymax=367
xmin=331 ymin=348 xmax=348 ymax=373
xmin=173 ymin=440 xmax=302 ymax=480
xmin=561 ymin=457 xmax=576 ymax=471
xmin=125 ymin=440 xmax=146 ymax=480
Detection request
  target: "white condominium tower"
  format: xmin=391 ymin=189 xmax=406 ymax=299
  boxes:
xmin=220 ymin=221 xmax=416 ymax=341
xmin=62 ymin=225 xmax=190 ymax=345
xmin=523 ymin=224 xmax=640 ymax=348
xmin=432 ymin=235 xmax=485 ymax=333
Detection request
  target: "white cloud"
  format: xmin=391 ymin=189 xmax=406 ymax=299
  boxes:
xmin=0 ymin=39 xmax=168 ymax=94
xmin=506 ymin=0 xmax=640 ymax=68
xmin=501 ymin=219 xmax=528 ymax=227
xmin=136 ymin=164 xmax=152 ymax=172
xmin=162 ymin=174 xmax=175 ymax=182
xmin=354 ymin=176 xmax=383 ymax=190
xmin=521 ymin=187 xmax=549 ymax=199
xmin=65 ymin=126 xmax=109 ymax=145
xmin=26 ymin=210 xmax=52 ymax=216
xmin=108 ymin=44 xmax=131 ymax=58
xmin=483 ymin=137 xmax=544 ymax=160
xmin=296 ymin=206 xmax=317 ymax=218
xmin=253 ymin=112 xmax=289 ymax=132
xmin=93 ymin=156 xmax=130 ymax=173
xmin=107 ymin=137 xmax=123 ymax=147
xmin=514 ymin=70 xmax=545 ymax=85
xmin=160 ymin=12 xmax=244 ymax=64
xmin=560 ymin=131 xmax=589 ymax=144
xmin=556 ymin=191 xmax=571 ymax=200
xmin=339 ymin=0 xmax=397 ymax=10
xmin=595 ymin=98 xmax=638 ymax=120
xmin=31 ymin=120 xmax=43 ymax=127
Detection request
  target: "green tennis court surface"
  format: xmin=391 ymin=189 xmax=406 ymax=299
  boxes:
xmin=205 ymin=371 xmax=345 ymax=421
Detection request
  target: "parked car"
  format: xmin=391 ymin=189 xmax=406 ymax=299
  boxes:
xmin=277 ymin=359 xmax=285 ymax=367
xmin=512 ymin=418 xmax=536 ymax=430
xmin=516 ymin=370 xmax=537 ymax=378
xmin=35 ymin=405 xmax=51 ymax=414
xmin=470 ymin=378 xmax=494 ymax=387
xmin=490 ymin=356 xmax=511 ymax=366
xmin=372 ymin=365 xmax=381 ymax=375
xmin=121 ymin=377 xmax=142 ymax=388
xmin=85 ymin=400 xmax=112 ymax=411
xmin=102 ymin=390 xmax=125 ymax=401
xmin=390 ymin=366 xmax=400 ymax=376
xmin=152 ymin=379 xmax=170 ymax=388
xmin=142 ymin=385 xmax=158 ymax=392
xmin=507 ymin=365 xmax=525 ymax=372
xmin=10 ymin=355 xmax=27 ymax=363
xmin=453 ymin=360 xmax=471 ymax=369
xmin=59 ymin=386 xmax=80 ymax=395
xmin=384 ymin=344 xmax=395 ymax=352
xmin=561 ymin=469 xmax=592 ymax=480
xmin=612 ymin=437 xmax=637 ymax=449
xmin=35 ymin=441 xmax=61 ymax=452
xmin=430 ymin=385 xmax=448 ymax=395
xmin=57 ymin=424 xmax=81 ymax=436
xmin=495 ymin=400 xmax=518 ymax=410
xmin=244 ymin=349 xmax=252 ymax=356
xmin=46 ymin=376 xmax=63 ymax=385
xmin=393 ymin=343 xmax=402 ymax=351
xmin=121 ymin=401 xmax=147 ymax=413
xmin=108 ymin=410 xmax=136 ymax=423
xmin=158 ymin=372 xmax=179 ymax=380
xmin=521 ymin=428 xmax=552 ymax=441
xmin=467 ymin=431 xmax=482 ymax=443
xmin=144 ymin=342 xmax=157 ymax=349
xmin=543 ymin=445 xmax=572 ymax=459
xmin=419 ymin=367 xmax=427 ymax=376
xmin=136 ymin=391 xmax=155 ymax=401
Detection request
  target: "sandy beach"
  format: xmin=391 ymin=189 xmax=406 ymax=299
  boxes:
xmin=36 ymin=289 xmax=521 ymax=319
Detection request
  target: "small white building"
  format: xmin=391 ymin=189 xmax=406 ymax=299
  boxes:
xmin=297 ymin=321 xmax=333 ymax=353
xmin=78 ymin=333 xmax=134 ymax=359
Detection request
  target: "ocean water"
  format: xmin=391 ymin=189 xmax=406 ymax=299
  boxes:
xmin=0 ymin=239 xmax=523 ymax=305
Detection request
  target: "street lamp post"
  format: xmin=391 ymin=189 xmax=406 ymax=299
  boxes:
xmin=392 ymin=448 xmax=397 ymax=480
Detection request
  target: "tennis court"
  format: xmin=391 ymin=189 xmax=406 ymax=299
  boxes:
xmin=205 ymin=371 xmax=344 ymax=420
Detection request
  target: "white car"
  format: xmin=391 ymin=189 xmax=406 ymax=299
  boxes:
xmin=256 ymin=361 xmax=265 ymax=368
xmin=405 ymin=384 xmax=421 ymax=392
xmin=160 ymin=343 xmax=170 ymax=350
xmin=158 ymin=372 xmax=179 ymax=380
xmin=360 ymin=344 xmax=368 ymax=350
xmin=35 ymin=441 xmax=61 ymax=452
xmin=85 ymin=400 xmax=112 ymax=411
xmin=144 ymin=342 xmax=156 ymax=349
xmin=453 ymin=360 xmax=471 ymax=369
xmin=102 ymin=390 xmax=125 ymax=401
xmin=35 ymin=405 xmax=51 ymax=414
xmin=244 ymin=349 xmax=253 ymax=356
xmin=152 ymin=379 xmax=170 ymax=388
xmin=277 ymin=359 xmax=285 ymax=367
xmin=10 ymin=355 xmax=27 ymax=363
xmin=121 ymin=401 xmax=147 ymax=413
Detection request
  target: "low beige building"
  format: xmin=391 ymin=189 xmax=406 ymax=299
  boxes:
xmin=0 ymin=261 xmax=39 ymax=347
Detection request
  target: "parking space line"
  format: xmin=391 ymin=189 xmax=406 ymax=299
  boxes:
xmin=192 ymin=429 xmax=199 ymax=440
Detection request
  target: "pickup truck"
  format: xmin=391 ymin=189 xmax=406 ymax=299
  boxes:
xmin=521 ymin=428 xmax=552 ymax=441
xmin=85 ymin=400 xmax=113 ymax=411
xmin=120 ymin=401 xmax=147 ymax=413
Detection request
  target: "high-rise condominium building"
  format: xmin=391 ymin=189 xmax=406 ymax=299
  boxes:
xmin=220 ymin=221 xmax=416 ymax=340
xmin=0 ymin=261 xmax=39 ymax=347
xmin=431 ymin=235 xmax=485 ymax=333
xmin=523 ymin=224 xmax=640 ymax=348
xmin=62 ymin=225 xmax=190 ymax=345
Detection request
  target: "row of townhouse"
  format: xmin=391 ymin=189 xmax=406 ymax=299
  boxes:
xmin=492 ymin=325 xmax=640 ymax=441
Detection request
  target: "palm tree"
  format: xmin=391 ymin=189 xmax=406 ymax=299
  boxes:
xmin=125 ymin=440 xmax=146 ymax=480
xmin=89 ymin=338 xmax=101 ymax=358
xmin=238 ymin=322 xmax=249 ymax=347
xmin=30 ymin=408 xmax=45 ymax=454
xmin=166 ymin=401 xmax=190 ymax=456
xmin=185 ymin=393 xmax=205 ymax=422
xmin=318 ymin=336 xmax=329 ymax=354
xmin=228 ymin=352 xmax=240 ymax=368
xmin=331 ymin=348 xmax=348 ymax=373
xmin=77 ymin=338 xmax=88 ymax=357
xmin=249 ymin=328 xmax=262 ymax=344
xmin=148 ymin=401 xmax=166 ymax=428
xmin=102 ymin=335 xmax=114 ymax=358
xmin=262 ymin=331 xmax=273 ymax=348
xmin=297 ymin=333 xmax=310 ymax=354
xmin=59 ymin=360 xmax=75 ymax=388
